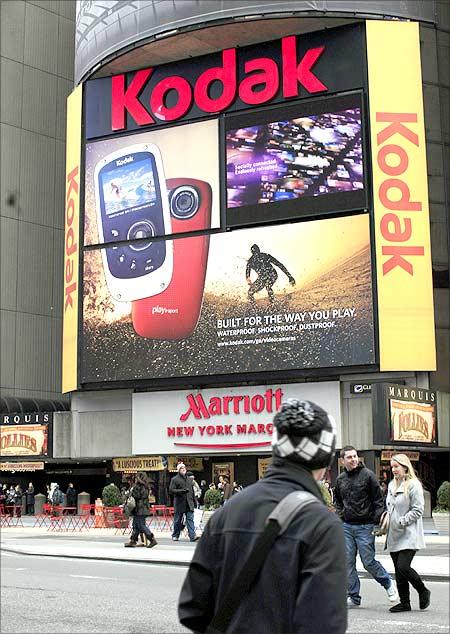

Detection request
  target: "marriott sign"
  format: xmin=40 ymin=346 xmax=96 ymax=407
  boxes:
xmin=132 ymin=382 xmax=341 ymax=455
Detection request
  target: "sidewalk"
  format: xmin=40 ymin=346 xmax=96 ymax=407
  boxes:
xmin=1 ymin=526 xmax=449 ymax=582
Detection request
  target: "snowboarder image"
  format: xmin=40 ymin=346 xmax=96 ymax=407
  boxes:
xmin=246 ymin=244 xmax=295 ymax=306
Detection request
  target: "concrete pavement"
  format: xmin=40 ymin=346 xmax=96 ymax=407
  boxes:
xmin=1 ymin=523 xmax=449 ymax=581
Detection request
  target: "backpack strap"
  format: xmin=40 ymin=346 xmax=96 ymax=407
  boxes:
xmin=205 ymin=491 xmax=320 ymax=634
xmin=268 ymin=491 xmax=319 ymax=534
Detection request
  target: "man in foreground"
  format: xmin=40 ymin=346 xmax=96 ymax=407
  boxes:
xmin=178 ymin=399 xmax=347 ymax=634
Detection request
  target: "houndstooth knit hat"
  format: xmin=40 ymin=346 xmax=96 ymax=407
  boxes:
xmin=272 ymin=399 xmax=337 ymax=469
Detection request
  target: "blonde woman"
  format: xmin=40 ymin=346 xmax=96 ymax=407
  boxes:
xmin=385 ymin=454 xmax=430 ymax=613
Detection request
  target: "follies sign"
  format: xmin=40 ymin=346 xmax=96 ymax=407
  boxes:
xmin=0 ymin=425 xmax=49 ymax=457
xmin=372 ymin=384 xmax=437 ymax=446
xmin=81 ymin=213 xmax=375 ymax=384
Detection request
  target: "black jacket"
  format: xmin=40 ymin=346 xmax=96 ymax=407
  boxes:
xmin=170 ymin=474 xmax=195 ymax=513
xmin=25 ymin=487 xmax=35 ymax=504
xmin=199 ymin=484 xmax=208 ymax=506
xmin=334 ymin=464 xmax=384 ymax=525
xmin=178 ymin=459 xmax=347 ymax=634
xmin=130 ymin=482 xmax=150 ymax=517
xmin=66 ymin=487 xmax=77 ymax=507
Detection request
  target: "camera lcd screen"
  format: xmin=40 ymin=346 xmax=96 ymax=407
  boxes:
xmin=100 ymin=155 xmax=158 ymax=217
xmin=225 ymin=92 xmax=367 ymax=227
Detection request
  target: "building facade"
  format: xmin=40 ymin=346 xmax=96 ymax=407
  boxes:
xmin=1 ymin=1 xmax=449 ymax=501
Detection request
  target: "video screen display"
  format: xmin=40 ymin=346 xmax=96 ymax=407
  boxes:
xmin=100 ymin=157 xmax=157 ymax=216
xmin=225 ymin=92 xmax=367 ymax=227
xmin=81 ymin=213 xmax=375 ymax=385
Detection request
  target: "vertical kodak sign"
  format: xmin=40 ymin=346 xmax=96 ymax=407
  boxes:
xmin=62 ymin=85 xmax=82 ymax=392
xmin=367 ymin=22 xmax=436 ymax=371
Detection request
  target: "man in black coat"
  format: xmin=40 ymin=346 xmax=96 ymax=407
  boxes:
xmin=66 ymin=483 xmax=77 ymax=513
xmin=25 ymin=482 xmax=35 ymax=515
xmin=334 ymin=446 xmax=398 ymax=607
xmin=169 ymin=463 xmax=198 ymax=542
xmin=178 ymin=399 xmax=347 ymax=634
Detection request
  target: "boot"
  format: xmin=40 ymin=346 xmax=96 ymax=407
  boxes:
xmin=389 ymin=602 xmax=411 ymax=613
xmin=124 ymin=541 xmax=137 ymax=548
xmin=419 ymin=588 xmax=431 ymax=610
xmin=147 ymin=536 xmax=158 ymax=548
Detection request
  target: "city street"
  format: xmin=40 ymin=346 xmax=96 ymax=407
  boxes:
xmin=1 ymin=550 xmax=449 ymax=634
xmin=1 ymin=2 xmax=449 ymax=634
xmin=1 ymin=551 xmax=188 ymax=634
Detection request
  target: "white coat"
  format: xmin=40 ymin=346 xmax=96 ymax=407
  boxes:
xmin=385 ymin=478 xmax=426 ymax=553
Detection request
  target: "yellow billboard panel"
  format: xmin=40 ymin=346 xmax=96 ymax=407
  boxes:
xmin=366 ymin=21 xmax=436 ymax=371
xmin=62 ymin=85 xmax=82 ymax=392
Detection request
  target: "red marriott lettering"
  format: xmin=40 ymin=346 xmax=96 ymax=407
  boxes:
xmin=376 ymin=113 xmax=424 ymax=275
xmin=180 ymin=388 xmax=283 ymax=422
xmin=111 ymin=36 xmax=327 ymax=130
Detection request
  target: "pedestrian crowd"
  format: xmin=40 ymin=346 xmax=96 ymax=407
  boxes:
xmin=0 ymin=481 xmax=78 ymax=516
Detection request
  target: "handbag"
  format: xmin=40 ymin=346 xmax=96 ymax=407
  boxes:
xmin=124 ymin=495 xmax=136 ymax=516
xmin=373 ymin=510 xmax=390 ymax=536
xmin=205 ymin=490 xmax=321 ymax=634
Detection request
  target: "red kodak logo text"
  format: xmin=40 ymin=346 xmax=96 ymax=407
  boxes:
xmin=64 ymin=166 xmax=79 ymax=311
xmin=111 ymin=36 xmax=327 ymax=130
xmin=376 ymin=113 xmax=424 ymax=275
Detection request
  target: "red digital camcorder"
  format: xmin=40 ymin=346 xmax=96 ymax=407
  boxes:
xmin=131 ymin=178 xmax=212 ymax=340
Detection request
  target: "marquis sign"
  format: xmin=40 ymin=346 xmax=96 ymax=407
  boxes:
xmin=372 ymin=383 xmax=438 ymax=446
xmin=1 ymin=412 xmax=52 ymax=425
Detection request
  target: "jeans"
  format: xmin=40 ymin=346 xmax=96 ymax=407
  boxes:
xmin=172 ymin=509 xmax=196 ymax=540
xmin=344 ymin=522 xmax=392 ymax=604
xmin=390 ymin=550 xmax=426 ymax=604
xmin=130 ymin=515 xmax=154 ymax=543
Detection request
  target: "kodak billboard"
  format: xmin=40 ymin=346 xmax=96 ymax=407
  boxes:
xmin=366 ymin=21 xmax=436 ymax=371
xmin=62 ymin=85 xmax=82 ymax=393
